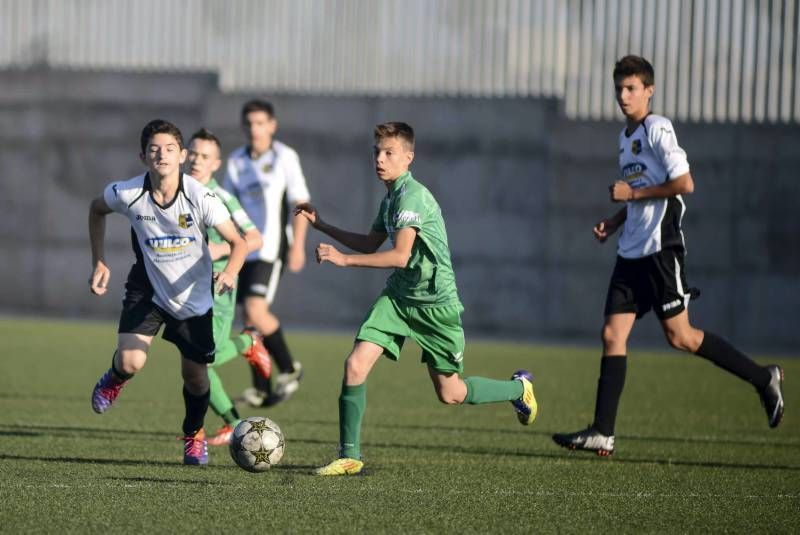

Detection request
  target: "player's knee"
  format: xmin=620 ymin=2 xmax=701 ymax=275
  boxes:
xmin=601 ymin=324 xmax=624 ymax=348
xmin=434 ymin=388 xmax=462 ymax=405
xmin=343 ymin=356 xmax=369 ymax=384
xmin=665 ymin=329 xmax=697 ymax=352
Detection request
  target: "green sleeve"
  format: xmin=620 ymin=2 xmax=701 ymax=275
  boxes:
xmin=392 ymin=190 xmax=426 ymax=230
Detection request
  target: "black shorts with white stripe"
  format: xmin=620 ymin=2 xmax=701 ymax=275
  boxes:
xmin=235 ymin=259 xmax=285 ymax=305
xmin=604 ymin=247 xmax=699 ymax=320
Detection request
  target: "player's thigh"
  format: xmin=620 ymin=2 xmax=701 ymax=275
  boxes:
xmin=427 ymin=366 xmax=467 ymax=404
xmin=355 ymin=293 xmax=410 ymax=362
xmin=116 ymin=333 xmax=154 ymax=370
xmin=163 ymin=308 xmax=216 ymax=365
xmin=650 ymin=247 xmax=691 ymax=321
xmin=344 ymin=340 xmax=386 ymax=383
xmin=410 ymin=304 xmax=465 ymax=375
xmin=602 ymin=312 xmax=636 ymax=351
xmin=605 ymin=255 xmax=653 ymax=319
xmin=117 ymin=286 xmax=163 ymax=366
xmin=212 ymin=291 xmax=237 ymax=344
xmin=659 ymin=309 xmax=703 ymax=352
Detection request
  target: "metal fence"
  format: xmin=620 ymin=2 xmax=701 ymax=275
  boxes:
xmin=1 ymin=0 xmax=798 ymax=122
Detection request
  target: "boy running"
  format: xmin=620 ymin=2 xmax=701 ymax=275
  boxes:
xmin=185 ymin=128 xmax=272 ymax=446
xmin=88 ymin=119 xmax=248 ymax=465
xmin=297 ymin=122 xmax=538 ymax=476
xmin=552 ymin=56 xmax=785 ymax=456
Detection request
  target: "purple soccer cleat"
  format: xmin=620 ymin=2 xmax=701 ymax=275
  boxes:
xmin=182 ymin=428 xmax=208 ymax=465
xmin=91 ymin=368 xmax=128 ymax=414
xmin=510 ymin=369 xmax=538 ymax=425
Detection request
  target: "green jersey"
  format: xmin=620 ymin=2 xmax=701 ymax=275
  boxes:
xmin=370 ymin=171 xmax=460 ymax=307
xmin=205 ymin=177 xmax=256 ymax=273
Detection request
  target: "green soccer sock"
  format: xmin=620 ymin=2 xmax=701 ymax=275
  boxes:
xmin=208 ymin=367 xmax=234 ymax=417
xmin=339 ymin=383 xmax=367 ymax=460
xmin=463 ymin=376 xmax=524 ymax=405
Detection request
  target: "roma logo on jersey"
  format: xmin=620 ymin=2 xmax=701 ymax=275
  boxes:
xmin=179 ymin=213 xmax=194 ymax=229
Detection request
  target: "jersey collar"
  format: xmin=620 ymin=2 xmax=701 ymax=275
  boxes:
xmin=143 ymin=172 xmax=185 ymax=210
xmin=389 ymin=171 xmax=412 ymax=193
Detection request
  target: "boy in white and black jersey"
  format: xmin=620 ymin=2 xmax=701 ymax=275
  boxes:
xmin=88 ymin=119 xmax=248 ymax=465
xmin=552 ymin=56 xmax=785 ymax=456
xmin=224 ymin=100 xmax=310 ymax=407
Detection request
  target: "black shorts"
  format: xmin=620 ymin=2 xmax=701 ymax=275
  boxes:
xmin=118 ymin=283 xmax=215 ymax=364
xmin=236 ymin=259 xmax=284 ymax=304
xmin=604 ymin=247 xmax=692 ymax=320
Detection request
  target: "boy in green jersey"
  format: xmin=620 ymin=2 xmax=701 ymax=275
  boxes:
xmin=185 ymin=129 xmax=273 ymax=445
xmin=296 ymin=122 xmax=538 ymax=476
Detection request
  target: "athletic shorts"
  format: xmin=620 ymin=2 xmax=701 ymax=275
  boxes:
xmin=118 ymin=283 xmax=215 ymax=364
xmin=356 ymin=292 xmax=465 ymax=374
xmin=236 ymin=259 xmax=283 ymax=304
xmin=604 ymin=247 xmax=692 ymax=320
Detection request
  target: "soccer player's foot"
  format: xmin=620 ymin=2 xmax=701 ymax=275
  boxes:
xmin=241 ymin=332 xmax=272 ymax=380
xmin=238 ymin=387 xmax=268 ymax=408
xmin=552 ymin=426 xmax=615 ymax=456
xmin=207 ymin=423 xmax=236 ymax=446
xmin=274 ymin=361 xmax=303 ymax=402
xmin=760 ymin=365 xmax=784 ymax=428
xmin=182 ymin=428 xmax=208 ymax=465
xmin=315 ymin=457 xmax=364 ymax=476
xmin=91 ymin=368 xmax=128 ymax=414
xmin=510 ymin=369 xmax=538 ymax=425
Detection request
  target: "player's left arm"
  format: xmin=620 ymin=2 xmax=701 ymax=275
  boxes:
xmin=288 ymin=204 xmax=309 ymax=272
xmin=317 ymin=226 xmax=416 ymax=269
xmin=213 ymin=219 xmax=248 ymax=295
xmin=285 ymin=149 xmax=311 ymax=273
xmin=611 ymin=118 xmax=693 ymax=202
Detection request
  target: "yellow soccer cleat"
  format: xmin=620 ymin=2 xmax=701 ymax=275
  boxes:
xmin=511 ymin=370 xmax=538 ymax=425
xmin=315 ymin=457 xmax=364 ymax=476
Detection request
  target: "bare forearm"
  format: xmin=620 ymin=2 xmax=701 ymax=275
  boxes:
xmin=89 ymin=211 xmax=107 ymax=265
xmin=316 ymin=220 xmax=379 ymax=253
xmin=291 ymin=212 xmax=308 ymax=250
xmin=609 ymin=206 xmax=627 ymax=227
xmin=342 ymin=249 xmax=409 ymax=269
xmin=221 ymin=238 xmax=247 ymax=278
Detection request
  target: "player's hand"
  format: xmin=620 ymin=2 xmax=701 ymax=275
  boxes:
xmin=593 ymin=219 xmax=617 ymax=243
xmin=287 ymin=245 xmax=306 ymax=272
xmin=89 ymin=261 xmax=111 ymax=295
xmin=294 ymin=202 xmax=319 ymax=227
xmin=316 ymin=243 xmax=347 ymax=266
xmin=610 ymin=181 xmax=634 ymax=203
xmin=213 ymin=271 xmax=236 ymax=295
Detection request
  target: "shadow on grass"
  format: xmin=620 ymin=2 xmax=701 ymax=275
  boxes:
xmin=290 ymin=418 xmax=800 ymax=450
xmin=0 ymin=423 xmax=174 ymax=439
xmin=108 ymin=476 xmax=230 ymax=485
xmin=0 ymin=453 xmax=192 ymax=468
xmin=287 ymin=436 xmax=800 ymax=472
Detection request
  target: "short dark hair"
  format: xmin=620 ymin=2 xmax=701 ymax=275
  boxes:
xmin=189 ymin=128 xmax=222 ymax=153
xmin=140 ymin=119 xmax=184 ymax=154
xmin=613 ymin=55 xmax=655 ymax=86
xmin=374 ymin=122 xmax=415 ymax=151
xmin=241 ymin=99 xmax=275 ymax=122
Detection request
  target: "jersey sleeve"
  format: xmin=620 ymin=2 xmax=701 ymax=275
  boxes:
xmin=393 ymin=190 xmax=426 ymax=231
xmin=283 ymin=149 xmax=310 ymax=205
xmin=649 ymin=119 xmax=690 ymax=180
xmin=199 ymin=189 xmax=231 ymax=228
xmin=102 ymin=181 xmax=128 ymax=214
xmin=218 ymin=188 xmax=256 ymax=233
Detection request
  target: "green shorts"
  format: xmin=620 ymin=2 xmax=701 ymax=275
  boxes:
xmin=356 ymin=293 xmax=465 ymax=374
xmin=212 ymin=289 xmax=237 ymax=345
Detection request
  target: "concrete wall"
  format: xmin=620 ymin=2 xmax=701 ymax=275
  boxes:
xmin=2 ymin=68 xmax=798 ymax=352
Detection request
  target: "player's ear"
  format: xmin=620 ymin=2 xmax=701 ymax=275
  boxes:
xmin=179 ymin=148 xmax=188 ymax=164
xmin=210 ymin=158 xmax=222 ymax=173
xmin=406 ymin=151 xmax=414 ymax=165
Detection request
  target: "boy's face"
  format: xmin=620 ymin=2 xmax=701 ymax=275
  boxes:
xmin=243 ymin=111 xmax=277 ymax=147
xmin=373 ymin=136 xmax=414 ymax=182
xmin=141 ymin=133 xmax=187 ymax=178
xmin=186 ymin=138 xmax=221 ymax=184
xmin=614 ymin=74 xmax=654 ymax=120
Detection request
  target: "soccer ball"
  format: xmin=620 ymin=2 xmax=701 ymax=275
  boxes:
xmin=229 ymin=416 xmax=285 ymax=472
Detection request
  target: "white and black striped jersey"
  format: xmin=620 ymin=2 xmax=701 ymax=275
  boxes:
xmin=103 ymin=173 xmax=230 ymax=319
xmin=617 ymin=113 xmax=691 ymax=259
xmin=223 ymin=140 xmax=310 ymax=263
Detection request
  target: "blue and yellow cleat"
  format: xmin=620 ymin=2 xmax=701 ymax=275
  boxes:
xmin=510 ymin=370 xmax=538 ymax=425
xmin=314 ymin=457 xmax=364 ymax=476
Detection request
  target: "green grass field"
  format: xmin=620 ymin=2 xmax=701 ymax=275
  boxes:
xmin=0 ymin=317 xmax=797 ymax=533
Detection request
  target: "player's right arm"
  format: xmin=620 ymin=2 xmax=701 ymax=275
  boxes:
xmin=593 ymin=206 xmax=627 ymax=243
xmin=88 ymin=195 xmax=114 ymax=295
xmin=295 ymin=202 xmax=386 ymax=253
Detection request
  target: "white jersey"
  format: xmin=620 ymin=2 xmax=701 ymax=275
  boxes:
xmin=224 ymin=140 xmax=310 ymax=262
xmin=617 ymin=114 xmax=691 ymax=259
xmin=103 ymin=173 xmax=230 ymax=319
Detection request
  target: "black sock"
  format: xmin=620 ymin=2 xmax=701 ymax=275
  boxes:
xmin=251 ymin=366 xmax=272 ymax=393
xmin=182 ymin=386 xmax=210 ymax=436
xmin=593 ymin=356 xmax=627 ymax=436
xmin=695 ymin=331 xmax=770 ymax=390
xmin=110 ymin=351 xmax=134 ymax=381
xmin=263 ymin=328 xmax=294 ymax=374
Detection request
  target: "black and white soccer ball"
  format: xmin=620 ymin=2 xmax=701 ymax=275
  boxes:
xmin=229 ymin=416 xmax=285 ymax=472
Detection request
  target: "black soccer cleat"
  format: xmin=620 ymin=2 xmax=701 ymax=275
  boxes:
xmin=760 ymin=365 xmax=784 ymax=428
xmin=552 ymin=426 xmax=615 ymax=456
